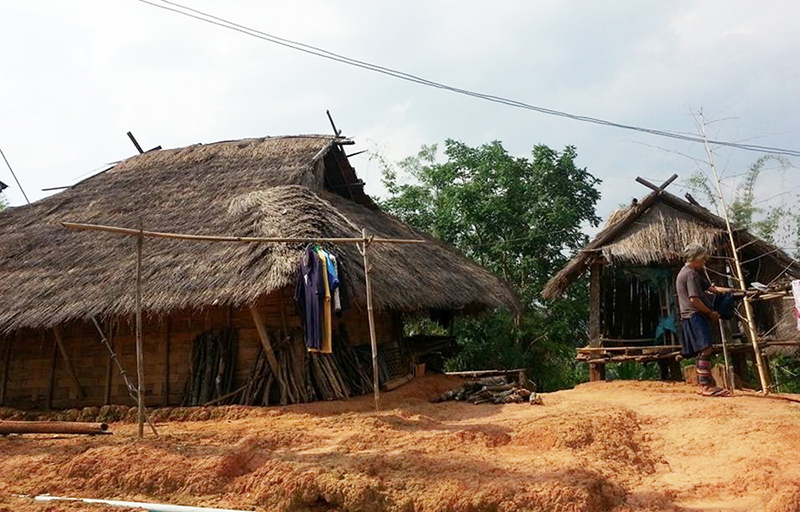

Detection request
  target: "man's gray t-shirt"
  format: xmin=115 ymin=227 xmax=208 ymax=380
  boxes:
xmin=676 ymin=265 xmax=710 ymax=318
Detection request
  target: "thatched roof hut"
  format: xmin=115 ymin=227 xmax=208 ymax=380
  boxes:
xmin=0 ymin=135 xmax=516 ymax=410
xmin=543 ymin=187 xmax=800 ymax=300
xmin=542 ymin=179 xmax=800 ymax=385
xmin=0 ymin=180 xmax=7 ymax=193
xmin=0 ymin=135 xmax=516 ymax=335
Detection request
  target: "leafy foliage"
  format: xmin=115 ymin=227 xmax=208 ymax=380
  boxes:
xmin=687 ymin=155 xmax=800 ymax=255
xmin=378 ymin=140 xmax=601 ymax=390
xmin=0 ymin=193 xmax=6 ymax=212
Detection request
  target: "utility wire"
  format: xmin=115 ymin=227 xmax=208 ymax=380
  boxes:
xmin=0 ymin=147 xmax=30 ymax=204
xmin=136 ymin=0 xmax=800 ymax=158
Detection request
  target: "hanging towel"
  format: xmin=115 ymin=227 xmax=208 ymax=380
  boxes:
xmin=327 ymin=252 xmax=342 ymax=313
xmin=792 ymin=280 xmax=800 ymax=331
xmin=317 ymin=249 xmax=334 ymax=354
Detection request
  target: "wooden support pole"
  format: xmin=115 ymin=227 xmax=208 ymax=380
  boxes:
xmin=0 ymin=337 xmax=10 ymax=406
xmin=47 ymin=338 xmax=58 ymax=409
xmin=588 ymin=261 xmax=605 ymax=382
xmin=248 ymin=306 xmax=282 ymax=383
xmin=361 ymin=228 xmax=381 ymax=411
xmin=162 ymin=318 xmax=171 ymax=406
xmin=135 ymin=224 xmax=145 ymax=438
xmin=52 ymin=326 xmax=84 ymax=399
xmin=699 ymin=113 xmax=770 ymax=394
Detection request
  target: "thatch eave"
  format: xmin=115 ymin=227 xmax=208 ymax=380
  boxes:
xmin=0 ymin=135 xmax=517 ymax=334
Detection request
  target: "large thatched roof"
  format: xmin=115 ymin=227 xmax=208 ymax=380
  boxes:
xmin=542 ymin=186 xmax=800 ymax=299
xmin=0 ymin=135 xmax=516 ymax=334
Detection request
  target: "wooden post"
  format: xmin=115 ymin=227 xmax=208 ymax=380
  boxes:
xmin=249 ymin=306 xmax=282 ymax=381
xmin=0 ymin=337 xmax=11 ymax=406
xmin=52 ymin=326 xmax=84 ymax=399
xmin=361 ymin=228 xmax=381 ymax=411
xmin=162 ymin=318 xmax=171 ymax=406
xmin=699 ymin=113 xmax=770 ymax=393
xmin=47 ymin=337 xmax=58 ymax=409
xmin=103 ymin=328 xmax=114 ymax=406
xmin=588 ymin=261 xmax=605 ymax=382
xmin=135 ymin=223 xmax=145 ymax=438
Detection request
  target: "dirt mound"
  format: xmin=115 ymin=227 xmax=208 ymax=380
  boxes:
xmin=2 ymin=377 xmax=800 ymax=511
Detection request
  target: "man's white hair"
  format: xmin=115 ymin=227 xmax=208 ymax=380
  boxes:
xmin=684 ymin=243 xmax=709 ymax=262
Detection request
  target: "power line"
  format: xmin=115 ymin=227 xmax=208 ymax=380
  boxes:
xmin=0 ymin=147 xmax=30 ymax=204
xmin=136 ymin=0 xmax=800 ymax=158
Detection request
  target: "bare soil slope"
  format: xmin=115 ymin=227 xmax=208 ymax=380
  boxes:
xmin=2 ymin=376 xmax=800 ymax=512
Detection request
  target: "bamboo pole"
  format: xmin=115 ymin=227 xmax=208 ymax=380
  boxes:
xmin=0 ymin=421 xmax=110 ymax=436
xmin=135 ymin=222 xmax=145 ymax=438
xmin=62 ymin=222 xmax=425 ymax=245
xmin=361 ymin=228 xmax=380 ymax=411
xmin=90 ymin=317 xmax=158 ymax=436
xmin=699 ymin=113 xmax=771 ymax=394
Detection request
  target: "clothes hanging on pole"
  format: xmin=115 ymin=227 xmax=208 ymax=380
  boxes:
xmin=295 ymin=245 xmax=351 ymax=353
xmin=317 ymin=248 xmax=334 ymax=354
xmin=327 ymin=252 xmax=342 ymax=313
xmin=295 ymin=245 xmax=324 ymax=351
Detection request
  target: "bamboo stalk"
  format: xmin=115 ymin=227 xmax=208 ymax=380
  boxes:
xmin=699 ymin=113 xmax=770 ymax=394
xmin=361 ymin=229 xmax=381 ymax=411
xmin=62 ymin=221 xmax=425 ymax=245
xmin=135 ymin=223 xmax=145 ymax=438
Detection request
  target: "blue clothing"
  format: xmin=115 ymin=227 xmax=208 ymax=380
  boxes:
xmin=681 ymin=313 xmax=713 ymax=358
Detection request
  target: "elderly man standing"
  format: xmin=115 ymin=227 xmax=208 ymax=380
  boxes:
xmin=676 ymin=243 xmax=735 ymax=397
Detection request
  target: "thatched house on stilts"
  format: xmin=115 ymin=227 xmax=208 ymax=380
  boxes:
xmin=0 ymin=135 xmax=516 ymax=410
xmin=543 ymin=176 xmax=800 ymax=388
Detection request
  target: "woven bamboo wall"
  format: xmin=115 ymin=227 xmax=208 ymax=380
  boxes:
xmin=0 ymin=287 xmax=400 ymax=410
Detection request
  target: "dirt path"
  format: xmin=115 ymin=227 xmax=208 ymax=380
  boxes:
xmin=2 ymin=376 xmax=800 ymax=512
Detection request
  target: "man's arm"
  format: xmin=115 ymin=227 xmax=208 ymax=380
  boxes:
xmin=708 ymin=284 xmax=735 ymax=294
xmin=690 ymin=296 xmax=720 ymax=321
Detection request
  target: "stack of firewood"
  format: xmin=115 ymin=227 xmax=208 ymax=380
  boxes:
xmin=431 ymin=374 xmax=538 ymax=405
xmin=181 ymin=328 xmax=238 ymax=406
xmin=187 ymin=325 xmax=392 ymax=407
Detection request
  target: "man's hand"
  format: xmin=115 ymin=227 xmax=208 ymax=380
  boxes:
xmin=708 ymin=311 xmax=721 ymax=322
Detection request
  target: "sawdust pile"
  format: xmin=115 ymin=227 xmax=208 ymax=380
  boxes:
xmin=2 ymin=376 xmax=800 ymax=512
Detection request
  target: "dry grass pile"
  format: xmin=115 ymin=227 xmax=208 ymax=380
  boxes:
xmin=2 ymin=376 xmax=800 ymax=511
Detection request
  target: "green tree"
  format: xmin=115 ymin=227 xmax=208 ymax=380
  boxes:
xmin=378 ymin=140 xmax=601 ymax=390
xmin=0 ymin=193 xmax=6 ymax=211
xmin=686 ymin=155 xmax=799 ymax=255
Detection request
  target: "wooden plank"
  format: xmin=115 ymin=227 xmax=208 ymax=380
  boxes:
xmin=52 ymin=326 xmax=84 ymax=399
xmin=162 ymin=318 xmax=171 ymax=406
xmin=47 ymin=337 xmax=58 ymax=409
xmin=0 ymin=337 xmax=11 ymax=406
xmin=445 ymin=368 xmax=527 ymax=377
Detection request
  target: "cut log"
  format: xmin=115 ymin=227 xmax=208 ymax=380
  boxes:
xmin=0 ymin=421 xmax=110 ymax=436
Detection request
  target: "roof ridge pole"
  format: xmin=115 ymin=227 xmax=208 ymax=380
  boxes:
xmin=360 ymin=227 xmax=380 ymax=411
xmin=698 ymin=110 xmax=770 ymax=394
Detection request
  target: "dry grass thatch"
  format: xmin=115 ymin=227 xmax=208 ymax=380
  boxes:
xmin=601 ymin=202 xmax=723 ymax=265
xmin=0 ymin=135 xmax=516 ymax=334
xmin=542 ymin=188 xmax=800 ymax=299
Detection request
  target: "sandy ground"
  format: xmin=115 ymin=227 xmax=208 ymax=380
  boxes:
xmin=2 ymin=376 xmax=800 ymax=512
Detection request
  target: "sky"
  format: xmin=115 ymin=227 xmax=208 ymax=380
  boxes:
xmin=1 ymin=0 xmax=799 ymax=228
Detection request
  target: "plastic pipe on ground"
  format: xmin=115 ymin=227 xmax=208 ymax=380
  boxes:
xmin=34 ymin=495 xmax=250 ymax=512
